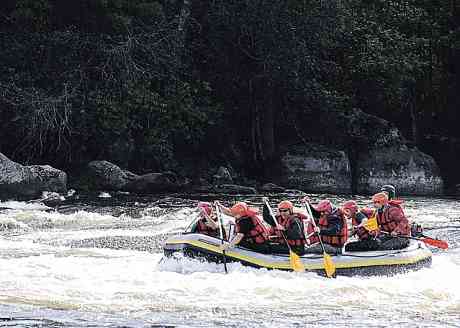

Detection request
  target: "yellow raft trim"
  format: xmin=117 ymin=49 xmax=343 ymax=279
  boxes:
xmin=167 ymin=238 xmax=432 ymax=271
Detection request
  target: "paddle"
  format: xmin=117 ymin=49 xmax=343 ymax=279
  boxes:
xmin=214 ymin=201 xmax=228 ymax=273
xmin=380 ymin=231 xmax=448 ymax=250
xmin=262 ymin=198 xmax=305 ymax=272
xmin=303 ymin=201 xmax=336 ymax=278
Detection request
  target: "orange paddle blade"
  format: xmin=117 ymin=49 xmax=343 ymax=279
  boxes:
xmin=421 ymin=237 xmax=448 ymax=250
xmin=323 ymin=253 xmax=336 ymax=278
xmin=290 ymin=250 xmax=305 ymax=272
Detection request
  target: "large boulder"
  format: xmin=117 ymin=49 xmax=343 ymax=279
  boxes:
xmin=260 ymin=183 xmax=286 ymax=193
xmin=278 ymin=143 xmax=352 ymax=194
xmin=0 ymin=153 xmax=67 ymax=199
xmin=356 ymin=146 xmax=444 ymax=195
xmin=86 ymin=160 xmax=138 ymax=190
xmin=124 ymin=172 xmax=183 ymax=193
xmin=213 ymin=166 xmax=233 ymax=184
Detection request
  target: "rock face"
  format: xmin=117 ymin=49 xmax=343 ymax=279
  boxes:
xmin=356 ymin=146 xmax=444 ymax=195
xmin=84 ymin=161 xmax=185 ymax=193
xmin=0 ymin=153 xmax=67 ymax=199
xmin=125 ymin=172 xmax=183 ymax=193
xmin=86 ymin=160 xmax=138 ymax=190
xmin=213 ymin=166 xmax=233 ymax=184
xmin=279 ymin=143 xmax=352 ymax=194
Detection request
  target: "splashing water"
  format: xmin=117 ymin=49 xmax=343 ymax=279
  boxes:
xmin=0 ymin=194 xmax=459 ymax=327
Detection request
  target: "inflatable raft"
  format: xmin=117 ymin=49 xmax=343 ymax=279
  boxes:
xmin=163 ymin=233 xmax=432 ymax=276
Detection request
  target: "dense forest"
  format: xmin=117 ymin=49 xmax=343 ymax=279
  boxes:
xmin=1 ymin=0 xmax=459 ymax=190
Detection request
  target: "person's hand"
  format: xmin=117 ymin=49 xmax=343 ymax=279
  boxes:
xmin=276 ymin=224 xmax=285 ymax=231
xmin=390 ymin=230 xmax=399 ymax=237
xmin=301 ymin=196 xmax=311 ymax=204
xmin=314 ymin=226 xmax=320 ymax=234
xmin=357 ymin=218 xmax=368 ymax=228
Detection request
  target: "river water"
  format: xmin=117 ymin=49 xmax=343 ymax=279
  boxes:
xmin=0 ymin=193 xmax=459 ymax=327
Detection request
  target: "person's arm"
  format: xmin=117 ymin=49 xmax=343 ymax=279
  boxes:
xmin=220 ymin=232 xmax=244 ymax=250
xmin=355 ymin=212 xmax=368 ymax=226
xmin=220 ymin=217 xmax=252 ymax=250
xmin=216 ymin=202 xmax=233 ymax=217
xmin=204 ymin=216 xmax=218 ymax=229
xmin=389 ymin=207 xmax=410 ymax=236
xmin=229 ymin=233 xmax=244 ymax=247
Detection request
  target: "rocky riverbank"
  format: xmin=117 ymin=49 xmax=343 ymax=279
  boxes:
xmin=0 ymin=108 xmax=446 ymax=200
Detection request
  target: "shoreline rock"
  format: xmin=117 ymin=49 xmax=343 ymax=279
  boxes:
xmin=0 ymin=153 xmax=67 ymax=199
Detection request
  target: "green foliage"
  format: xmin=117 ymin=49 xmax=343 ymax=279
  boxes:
xmin=0 ymin=0 xmax=220 ymax=171
xmin=1 ymin=0 xmax=460 ymax=175
xmin=9 ymin=0 xmax=51 ymax=31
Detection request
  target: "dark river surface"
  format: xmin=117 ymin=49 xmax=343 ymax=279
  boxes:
xmin=0 ymin=192 xmax=459 ymax=327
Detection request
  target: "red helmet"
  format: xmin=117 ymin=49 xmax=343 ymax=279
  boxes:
xmin=230 ymin=202 xmax=249 ymax=217
xmin=277 ymin=200 xmax=293 ymax=211
xmin=372 ymin=192 xmax=388 ymax=204
xmin=313 ymin=200 xmax=333 ymax=214
xmin=198 ymin=202 xmax=213 ymax=216
xmin=342 ymin=200 xmax=358 ymax=215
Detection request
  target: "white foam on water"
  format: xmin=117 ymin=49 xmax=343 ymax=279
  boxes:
xmin=0 ymin=197 xmax=459 ymax=327
xmin=0 ymin=200 xmax=51 ymax=211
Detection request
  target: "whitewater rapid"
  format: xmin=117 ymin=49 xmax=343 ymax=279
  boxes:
xmin=0 ymin=195 xmax=459 ymax=327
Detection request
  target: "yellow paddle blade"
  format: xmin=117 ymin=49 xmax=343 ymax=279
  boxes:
xmin=364 ymin=216 xmax=378 ymax=231
xmin=289 ymin=250 xmax=305 ymax=272
xmin=323 ymin=253 xmax=336 ymax=278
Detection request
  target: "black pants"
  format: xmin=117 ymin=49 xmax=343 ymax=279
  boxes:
xmin=345 ymin=239 xmax=381 ymax=252
xmin=345 ymin=236 xmax=409 ymax=252
xmin=377 ymin=235 xmax=410 ymax=250
xmin=304 ymin=243 xmax=342 ymax=255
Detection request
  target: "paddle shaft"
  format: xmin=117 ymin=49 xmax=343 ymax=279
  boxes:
xmin=215 ymin=203 xmax=228 ymax=273
xmin=380 ymin=231 xmax=448 ymax=249
xmin=303 ymin=201 xmax=336 ymax=278
xmin=304 ymin=202 xmax=327 ymax=254
xmin=262 ymin=198 xmax=294 ymax=253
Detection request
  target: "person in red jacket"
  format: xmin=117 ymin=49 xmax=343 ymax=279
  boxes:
xmin=380 ymin=184 xmax=424 ymax=237
xmin=304 ymin=199 xmax=348 ymax=255
xmin=372 ymin=192 xmax=411 ymax=250
xmin=267 ymin=200 xmax=308 ymax=256
xmin=190 ymin=202 xmax=220 ymax=238
xmin=218 ymin=201 xmax=271 ymax=253
xmin=341 ymin=200 xmax=380 ymax=252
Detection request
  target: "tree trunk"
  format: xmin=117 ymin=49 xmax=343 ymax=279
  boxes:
xmin=249 ymin=77 xmax=276 ymax=176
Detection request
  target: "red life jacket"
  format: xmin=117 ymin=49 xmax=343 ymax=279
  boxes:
xmin=275 ymin=213 xmax=307 ymax=246
xmin=318 ymin=209 xmax=348 ymax=247
xmin=376 ymin=203 xmax=410 ymax=235
xmin=196 ymin=218 xmax=221 ymax=238
xmin=305 ymin=220 xmax=319 ymax=245
xmin=236 ymin=215 xmax=269 ymax=244
xmin=269 ymin=215 xmax=289 ymax=243
xmin=352 ymin=208 xmax=376 ymax=240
